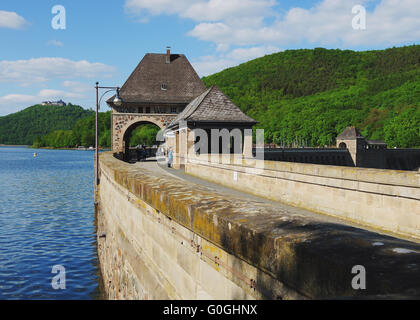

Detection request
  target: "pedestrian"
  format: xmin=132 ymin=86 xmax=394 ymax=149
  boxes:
xmin=167 ymin=148 xmax=173 ymax=168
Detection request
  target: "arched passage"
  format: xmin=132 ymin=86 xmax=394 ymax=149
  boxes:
xmin=122 ymin=121 xmax=162 ymax=162
xmin=339 ymin=142 xmax=347 ymax=149
xmin=112 ymin=114 xmax=175 ymax=154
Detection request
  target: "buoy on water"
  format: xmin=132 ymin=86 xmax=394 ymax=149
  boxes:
xmin=33 ymin=153 xmax=38 ymax=158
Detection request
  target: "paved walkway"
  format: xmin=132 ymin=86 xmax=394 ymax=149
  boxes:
xmin=133 ymin=159 xmax=416 ymax=242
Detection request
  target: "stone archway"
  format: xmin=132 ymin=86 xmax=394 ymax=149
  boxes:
xmin=112 ymin=114 xmax=176 ymax=153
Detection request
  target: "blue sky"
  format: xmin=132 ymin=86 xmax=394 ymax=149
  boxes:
xmin=0 ymin=0 xmax=419 ymax=115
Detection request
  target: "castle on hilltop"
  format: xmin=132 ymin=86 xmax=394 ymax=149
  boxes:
xmin=41 ymin=99 xmax=66 ymax=106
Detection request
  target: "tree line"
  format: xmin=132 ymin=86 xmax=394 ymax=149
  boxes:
xmin=33 ymin=111 xmax=112 ymax=148
xmin=202 ymin=45 xmax=420 ymax=148
xmin=0 ymin=104 xmax=93 ymax=145
xmin=32 ymin=111 xmax=160 ymax=149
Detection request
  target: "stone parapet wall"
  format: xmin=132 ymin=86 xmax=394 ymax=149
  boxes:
xmin=97 ymin=153 xmax=303 ymax=300
xmin=98 ymin=152 xmax=420 ymax=299
xmin=185 ymin=155 xmax=420 ymax=240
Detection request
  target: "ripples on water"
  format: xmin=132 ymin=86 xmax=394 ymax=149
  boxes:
xmin=0 ymin=147 xmax=101 ymax=300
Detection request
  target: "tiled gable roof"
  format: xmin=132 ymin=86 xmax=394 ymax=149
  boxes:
xmin=107 ymin=53 xmax=206 ymax=105
xmin=168 ymin=86 xmax=257 ymax=128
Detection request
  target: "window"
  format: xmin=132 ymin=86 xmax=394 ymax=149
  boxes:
xmin=146 ymin=107 xmax=151 ymax=114
xmin=170 ymin=106 xmax=177 ymax=114
xmin=161 ymin=83 xmax=167 ymax=91
xmin=138 ymin=107 xmax=143 ymax=113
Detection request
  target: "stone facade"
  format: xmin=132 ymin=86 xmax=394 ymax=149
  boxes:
xmin=107 ymin=50 xmax=207 ymax=157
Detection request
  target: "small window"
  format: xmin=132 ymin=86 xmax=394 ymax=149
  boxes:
xmin=161 ymin=83 xmax=167 ymax=91
xmin=146 ymin=107 xmax=151 ymax=114
xmin=339 ymin=142 xmax=347 ymax=149
xmin=170 ymin=107 xmax=177 ymax=114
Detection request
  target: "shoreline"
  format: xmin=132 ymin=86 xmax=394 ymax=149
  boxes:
xmin=0 ymin=145 xmax=110 ymax=151
xmin=0 ymin=144 xmax=30 ymax=147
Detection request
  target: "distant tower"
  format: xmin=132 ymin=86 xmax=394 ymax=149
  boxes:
xmin=336 ymin=126 xmax=366 ymax=166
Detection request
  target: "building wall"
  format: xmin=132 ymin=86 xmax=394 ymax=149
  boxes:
xmin=185 ymin=155 xmax=420 ymax=241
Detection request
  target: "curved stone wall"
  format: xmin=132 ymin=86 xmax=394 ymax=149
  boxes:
xmin=97 ymin=153 xmax=420 ymax=299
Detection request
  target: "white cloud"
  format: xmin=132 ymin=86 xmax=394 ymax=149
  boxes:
xmin=0 ymin=93 xmax=41 ymax=115
xmin=190 ymin=0 xmax=420 ymax=47
xmin=226 ymin=46 xmax=280 ymax=60
xmin=62 ymin=81 xmax=91 ymax=93
xmin=0 ymin=94 xmax=36 ymax=105
xmin=0 ymin=11 xmax=27 ymax=29
xmin=183 ymin=0 xmax=273 ymax=23
xmin=125 ymin=0 xmax=195 ymax=16
xmin=38 ymin=89 xmax=86 ymax=100
xmin=193 ymin=45 xmax=281 ymax=76
xmin=47 ymin=40 xmax=64 ymax=47
xmin=125 ymin=0 xmax=420 ymax=48
xmin=0 ymin=58 xmax=117 ymax=86
xmin=125 ymin=0 xmax=273 ymax=26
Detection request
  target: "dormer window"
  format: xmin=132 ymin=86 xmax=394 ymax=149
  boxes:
xmin=161 ymin=83 xmax=167 ymax=91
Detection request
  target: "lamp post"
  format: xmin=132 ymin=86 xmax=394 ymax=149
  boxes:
xmin=95 ymin=82 xmax=122 ymax=186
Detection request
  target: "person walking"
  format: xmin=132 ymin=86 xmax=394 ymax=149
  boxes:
xmin=167 ymin=148 xmax=173 ymax=168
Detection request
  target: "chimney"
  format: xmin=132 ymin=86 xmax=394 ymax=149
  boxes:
xmin=166 ymin=46 xmax=171 ymax=64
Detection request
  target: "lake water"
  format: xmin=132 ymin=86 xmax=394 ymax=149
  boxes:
xmin=0 ymin=147 xmax=101 ymax=299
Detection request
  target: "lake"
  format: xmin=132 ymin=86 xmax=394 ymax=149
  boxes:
xmin=0 ymin=147 xmax=101 ymax=299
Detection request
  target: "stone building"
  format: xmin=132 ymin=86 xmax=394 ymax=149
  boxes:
xmin=336 ymin=126 xmax=388 ymax=166
xmin=335 ymin=126 xmax=419 ymax=170
xmin=165 ymin=86 xmax=257 ymax=167
xmin=107 ymin=48 xmax=206 ymax=158
xmin=41 ymin=99 xmax=66 ymax=106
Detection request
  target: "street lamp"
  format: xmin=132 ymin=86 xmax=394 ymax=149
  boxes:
xmin=95 ymin=82 xmax=122 ymax=186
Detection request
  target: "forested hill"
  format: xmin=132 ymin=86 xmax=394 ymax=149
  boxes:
xmin=202 ymin=45 xmax=420 ymax=148
xmin=0 ymin=104 xmax=94 ymax=145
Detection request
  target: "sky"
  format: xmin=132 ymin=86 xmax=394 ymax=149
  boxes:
xmin=0 ymin=0 xmax=419 ymax=115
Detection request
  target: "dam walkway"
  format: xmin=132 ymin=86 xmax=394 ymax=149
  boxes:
xmin=97 ymin=153 xmax=420 ymax=299
xmin=134 ymin=159 xmax=418 ymax=243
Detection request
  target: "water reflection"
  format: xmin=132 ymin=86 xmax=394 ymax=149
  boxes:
xmin=0 ymin=147 xmax=102 ymax=300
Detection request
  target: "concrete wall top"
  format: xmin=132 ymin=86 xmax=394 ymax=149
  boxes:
xmin=188 ymin=154 xmax=420 ymax=188
xmin=99 ymin=152 xmax=420 ymax=299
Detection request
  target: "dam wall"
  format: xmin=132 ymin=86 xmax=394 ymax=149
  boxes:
xmin=97 ymin=152 xmax=420 ymax=299
xmin=97 ymin=153 xmax=303 ymax=300
xmin=185 ymin=155 xmax=420 ymax=241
